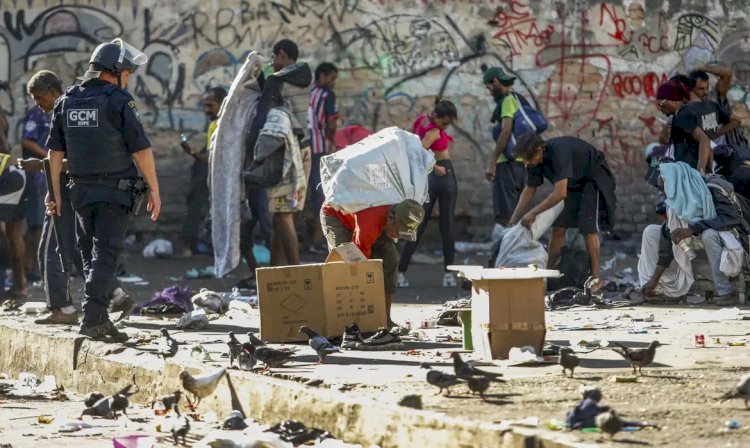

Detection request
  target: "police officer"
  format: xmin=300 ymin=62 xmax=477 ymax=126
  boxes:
xmin=47 ymin=39 xmax=161 ymax=341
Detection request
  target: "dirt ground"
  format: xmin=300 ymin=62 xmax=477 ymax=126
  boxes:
xmin=3 ymin=252 xmax=750 ymax=447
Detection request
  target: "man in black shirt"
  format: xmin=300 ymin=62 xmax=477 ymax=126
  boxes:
xmin=509 ymin=133 xmax=616 ymax=288
xmin=656 ymin=79 xmax=713 ymax=172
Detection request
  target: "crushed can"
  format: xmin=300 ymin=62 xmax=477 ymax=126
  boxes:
xmin=694 ymin=334 xmax=705 ymax=348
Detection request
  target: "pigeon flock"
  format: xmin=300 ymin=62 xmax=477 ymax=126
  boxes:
xmin=62 ymin=324 xmax=748 ymax=445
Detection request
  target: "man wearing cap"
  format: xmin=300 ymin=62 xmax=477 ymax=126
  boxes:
xmin=47 ymin=38 xmax=161 ymax=342
xmin=320 ymin=199 xmax=424 ymax=329
xmin=483 ymin=67 xmax=529 ymax=226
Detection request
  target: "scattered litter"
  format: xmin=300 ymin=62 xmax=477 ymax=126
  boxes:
xmin=112 ymin=435 xmax=156 ymax=448
xmin=547 ymin=419 xmax=566 ymax=431
xmin=632 ymin=314 xmax=655 ymax=322
xmin=118 ymin=275 xmax=145 ymax=283
xmin=190 ymin=344 xmax=213 ymax=361
xmin=19 ymin=302 xmax=46 ymax=314
xmin=454 ymin=241 xmax=493 ymax=253
xmin=137 ymin=286 xmax=193 ymax=315
xmin=602 ymin=255 xmax=617 ymax=271
xmin=37 ymin=415 xmax=54 ymax=424
xmin=613 ymin=375 xmax=639 ymax=383
xmin=185 ymin=266 xmax=216 ymax=279
xmin=725 ymin=420 xmax=741 ymax=430
xmin=192 ymin=289 xmax=229 ymax=314
xmin=674 ymin=307 xmax=742 ymax=323
xmin=222 ymin=410 xmax=249 ymax=430
xmin=142 ymin=239 xmax=173 ymax=258
xmin=508 ymin=346 xmax=555 ymax=366
xmin=177 ymin=309 xmax=210 ymax=330
xmin=570 ymin=338 xmax=609 ymax=349
xmin=628 ymin=329 xmax=649 ymax=334
xmin=253 ymin=244 xmax=271 ymax=265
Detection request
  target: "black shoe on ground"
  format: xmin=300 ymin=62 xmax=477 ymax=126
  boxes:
xmin=341 ymin=322 xmax=364 ymax=349
xmin=358 ymin=327 xmax=403 ymax=351
xmin=79 ymin=320 xmax=128 ymax=343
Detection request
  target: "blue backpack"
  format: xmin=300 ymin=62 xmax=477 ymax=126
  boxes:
xmin=493 ymin=94 xmax=548 ymax=159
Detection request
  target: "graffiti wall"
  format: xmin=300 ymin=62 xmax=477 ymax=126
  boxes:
xmin=1 ymin=0 xmax=749 ymax=237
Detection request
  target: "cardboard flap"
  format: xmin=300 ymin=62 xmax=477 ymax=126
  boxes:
xmin=325 ymin=242 xmax=368 ymax=263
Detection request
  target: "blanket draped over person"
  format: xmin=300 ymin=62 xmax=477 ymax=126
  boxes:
xmin=260 ymin=108 xmax=306 ymax=201
xmin=210 ymin=53 xmax=264 ymax=278
xmin=659 ymin=162 xmax=716 ymax=222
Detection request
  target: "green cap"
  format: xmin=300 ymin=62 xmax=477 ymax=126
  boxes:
xmin=483 ymin=67 xmax=516 ymax=84
xmin=391 ymin=199 xmax=425 ymax=241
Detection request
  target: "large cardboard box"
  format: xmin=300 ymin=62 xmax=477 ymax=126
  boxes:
xmin=449 ymin=266 xmax=560 ymax=360
xmin=257 ymin=244 xmax=387 ymax=342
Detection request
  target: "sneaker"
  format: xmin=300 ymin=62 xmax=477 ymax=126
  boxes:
xmin=341 ymin=322 xmax=364 ymax=349
xmin=79 ymin=320 xmax=129 ymax=343
xmin=358 ymin=327 xmax=404 ymax=351
xmin=35 ymin=310 xmax=78 ymax=325
xmin=442 ymin=272 xmax=457 ymax=287
xmin=397 ymin=272 xmax=409 ymax=288
xmin=109 ymin=288 xmax=136 ymax=322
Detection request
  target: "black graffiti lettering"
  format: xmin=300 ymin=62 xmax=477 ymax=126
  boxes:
xmin=215 ymin=8 xmax=238 ymax=47
xmin=239 ymin=0 xmax=271 ymax=23
xmin=185 ymin=11 xmax=215 ymax=47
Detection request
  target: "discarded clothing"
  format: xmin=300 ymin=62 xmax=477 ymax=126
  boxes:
xmin=136 ymin=285 xmax=193 ymax=315
xmin=567 ymin=398 xmax=610 ymax=429
xmin=263 ymin=108 xmax=306 ymax=200
xmin=191 ymin=289 xmax=229 ymax=314
xmin=659 ymin=162 xmax=716 ymax=222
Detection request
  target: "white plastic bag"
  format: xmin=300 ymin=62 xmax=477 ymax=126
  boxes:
xmin=320 ymin=127 xmax=434 ymax=214
xmin=494 ymin=202 xmax=564 ymax=268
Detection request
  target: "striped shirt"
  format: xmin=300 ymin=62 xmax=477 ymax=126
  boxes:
xmin=307 ymin=84 xmax=339 ymax=155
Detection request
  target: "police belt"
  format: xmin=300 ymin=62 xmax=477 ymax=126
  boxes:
xmin=69 ymin=175 xmax=134 ymax=191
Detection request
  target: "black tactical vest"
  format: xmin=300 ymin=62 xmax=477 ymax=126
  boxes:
xmin=60 ymin=84 xmax=133 ymax=176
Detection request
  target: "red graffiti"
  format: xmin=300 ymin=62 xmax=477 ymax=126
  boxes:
xmin=599 ymin=3 xmax=670 ymax=56
xmin=490 ymin=0 xmax=555 ymax=55
xmin=611 ymin=72 xmax=668 ymax=98
xmin=599 ymin=3 xmax=629 ymax=44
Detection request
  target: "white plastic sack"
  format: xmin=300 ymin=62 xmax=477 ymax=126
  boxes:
xmin=719 ymin=232 xmax=743 ymax=277
xmin=142 ymin=239 xmax=173 ymax=259
xmin=494 ymin=202 xmax=564 ymax=268
xmin=320 ymin=127 xmax=435 ymax=214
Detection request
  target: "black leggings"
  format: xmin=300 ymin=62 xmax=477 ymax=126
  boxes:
xmin=399 ymin=159 xmax=457 ymax=272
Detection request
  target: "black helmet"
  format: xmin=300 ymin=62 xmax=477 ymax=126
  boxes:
xmin=81 ymin=38 xmax=148 ymax=80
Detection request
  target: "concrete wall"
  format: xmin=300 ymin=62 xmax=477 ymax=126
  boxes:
xmin=1 ymin=0 xmax=749 ymax=239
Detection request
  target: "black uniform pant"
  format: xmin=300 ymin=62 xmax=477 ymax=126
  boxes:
xmin=39 ymin=190 xmax=81 ymax=311
xmin=180 ymin=161 xmax=209 ymax=246
xmin=75 ymin=201 xmax=129 ymax=327
xmin=399 ymin=159 xmax=457 ymax=272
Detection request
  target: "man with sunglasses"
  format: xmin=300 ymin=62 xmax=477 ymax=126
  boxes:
xmin=46 ymin=39 xmax=161 ymax=342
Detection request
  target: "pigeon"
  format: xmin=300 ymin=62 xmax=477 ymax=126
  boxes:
xmin=250 ymin=344 xmax=298 ymax=369
xmin=247 ymin=332 xmax=266 ymax=347
xmin=110 ymin=382 xmax=138 ymax=417
xmin=612 ymin=341 xmax=660 ymax=375
xmin=84 ymin=392 xmax=105 ymax=408
xmin=299 ymin=326 xmax=340 ymax=364
xmin=165 ymin=403 xmax=190 ymax=446
xmin=153 ymin=390 xmax=181 ymax=411
xmin=451 ymin=352 xmax=504 ymax=381
xmin=222 ymin=410 xmax=248 ymax=430
xmin=238 ymin=342 xmax=256 ymax=371
xmin=227 ymin=332 xmax=242 ymax=367
xmin=81 ymin=395 xmax=114 ymax=419
xmin=421 ymin=363 xmax=465 ymax=396
xmin=596 ymin=410 xmax=624 ymax=439
xmin=466 ymin=376 xmax=493 ymax=401
xmin=719 ymin=372 xmax=750 ymax=409
xmin=559 ymin=347 xmax=581 ymax=377
xmin=180 ymin=367 xmax=227 ymax=408
xmin=158 ymin=328 xmax=179 ymax=358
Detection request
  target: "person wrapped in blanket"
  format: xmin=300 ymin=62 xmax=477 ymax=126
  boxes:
xmin=638 ymin=161 xmax=749 ymax=305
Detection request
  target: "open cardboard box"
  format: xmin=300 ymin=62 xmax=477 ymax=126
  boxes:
xmin=257 ymin=243 xmax=387 ymax=342
xmin=449 ymin=265 xmax=561 ymax=360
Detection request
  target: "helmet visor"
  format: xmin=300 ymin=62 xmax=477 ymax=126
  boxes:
xmin=112 ymin=38 xmax=148 ymax=69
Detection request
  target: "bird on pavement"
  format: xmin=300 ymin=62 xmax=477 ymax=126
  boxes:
xmin=158 ymin=328 xmax=179 ymax=359
xmin=299 ymin=326 xmax=340 ymax=364
xmin=719 ymin=372 xmax=750 ymax=409
xmin=153 ymin=390 xmax=182 ymax=411
xmin=421 ymin=363 xmax=465 ymax=396
xmin=165 ymin=403 xmax=190 ymax=446
xmin=250 ymin=344 xmax=298 ymax=369
xmin=227 ymin=332 xmax=242 ymax=367
xmin=180 ymin=367 xmax=226 ymax=408
xmin=110 ymin=382 xmax=138 ymax=418
xmin=559 ymin=347 xmax=581 ymax=378
xmin=247 ymin=332 xmax=266 ymax=347
xmin=612 ymin=341 xmax=660 ymax=375
xmin=84 ymin=392 xmax=105 ymax=408
xmin=451 ymin=352 xmax=504 ymax=381
xmin=222 ymin=410 xmax=249 ymax=430
xmin=596 ymin=410 xmax=624 ymax=439
xmin=238 ymin=342 xmax=256 ymax=371
xmin=80 ymin=395 xmax=114 ymax=419
xmin=466 ymin=375 xmax=498 ymax=401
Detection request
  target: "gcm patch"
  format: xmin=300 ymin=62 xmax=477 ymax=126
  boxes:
xmin=67 ymin=109 xmax=99 ymax=127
